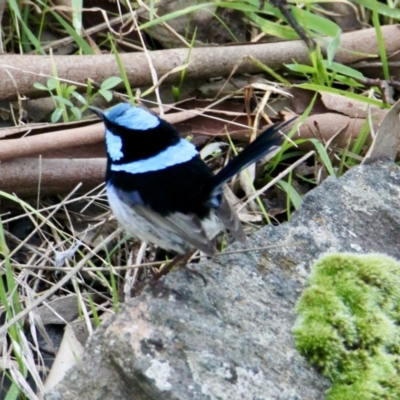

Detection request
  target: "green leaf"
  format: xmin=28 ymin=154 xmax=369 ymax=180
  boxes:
xmin=70 ymin=107 xmax=82 ymax=120
xmin=99 ymin=89 xmax=113 ymax=102
xmin=33 ymin=82 xmax=49 ymax=91
xmin=47 ymin=78 xmax=57 ymax=91
xmin=65 ymin=85 xmax=78 ymax=97
xmin=101 ymin=77 xmax=123 ymax=90
xmin=51 ymin=108 xmax=63 ymax=123
xmin=53 ymin=96 xmax=73 ymax=107
xmin=71 ymin=91 xmax=87 ymax=105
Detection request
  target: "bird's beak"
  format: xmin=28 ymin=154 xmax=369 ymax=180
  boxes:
xmin=89 ymin=106 xmax=105 ymax=119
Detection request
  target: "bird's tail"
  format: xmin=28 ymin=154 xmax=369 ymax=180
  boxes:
xmin=204 ymin=118 xmax=295 ymax=199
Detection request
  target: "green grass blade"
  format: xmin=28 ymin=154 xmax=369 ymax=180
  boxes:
xmin=140 ymin=2 xmax=216 ymax=30
xmin=308 ymin=138 xmax=336 ymax=177
xmin=109 ymin=34 xmax=133 ymax=103
xmin=71 ymin=0 xmax=83 ymax=36
xmin=350 ymin=118 xmax=371 ymax=157
xmin=88 ymin=295 xmax=101 ymax=327
xmin=278 ymin=177 xmax=303 ymax=212
xmin=247 ymin=56 xmax=291 ymax=85
xmin=140 ymin=1 xmax=280 ymax=30
xmin=0 ymin=215 xmax=25 ymax=377
xmin=295 ymin=83 xmax=386 ymax=108
xmin=291 ymin=7 xmax=340 ymax=38
xmin=246 ymin=12 xmax=299 ymax=40
xmin=372 ymin=4 xmax=389 ymax=81
xmin=45 ymin=4 xmax=94 ymax=55
xmin=8 ymin=0 xmax=44 ymax=53
xmin=355 ymin=0 xmax=400 ymax=19
xmin=269 ymin=93 xmax=317 ymax=174
xmin=4 ymin=382 xmax=21 ymax=400
xmin=320 ymin=61 xmax=364 ymax=80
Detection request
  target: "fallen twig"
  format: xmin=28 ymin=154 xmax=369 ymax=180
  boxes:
xmin=0 ymin=26 xmax=399 ymax=100
xmin=0 ymin=158 xmax=105 ymax=196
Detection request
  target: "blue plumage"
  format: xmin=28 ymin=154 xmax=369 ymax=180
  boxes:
xmin=105 ymin=129 xmax=124 ymax=161
xmin=91 ymin=103 xmax=291 ymax=262
xmin=111 ymin=138 xmax=198 ymax=174
xmin=105 ymin=103 xmax=160 ymax=131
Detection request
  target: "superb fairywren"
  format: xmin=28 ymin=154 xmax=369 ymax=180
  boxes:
xmin=91 ymin=103 xmax=291 ymax=275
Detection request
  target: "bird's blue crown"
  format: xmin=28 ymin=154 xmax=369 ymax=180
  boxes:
xmin=104 ymin=103 xmax=160 ymax=131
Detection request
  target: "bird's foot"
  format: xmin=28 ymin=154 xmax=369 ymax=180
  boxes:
xmin=181 ymin=264 xmax=207 ymax=285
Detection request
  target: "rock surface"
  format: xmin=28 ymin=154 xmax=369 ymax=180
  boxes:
xmin=46 ymin=161 xmax=400 ymax=400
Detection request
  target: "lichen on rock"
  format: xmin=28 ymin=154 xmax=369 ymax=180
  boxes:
xmin=293 ymin=253 xmax=400 ymax=399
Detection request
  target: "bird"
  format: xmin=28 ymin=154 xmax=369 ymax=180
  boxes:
xmin=91 ymin=103 xmax=292 ymax=278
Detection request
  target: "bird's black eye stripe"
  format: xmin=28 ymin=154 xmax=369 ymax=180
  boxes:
xmin=104 ymin=119 xmax=181 ymax=162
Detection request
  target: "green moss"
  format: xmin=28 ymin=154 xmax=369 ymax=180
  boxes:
xmin=293 ymin=253 xmax=400 ymax=399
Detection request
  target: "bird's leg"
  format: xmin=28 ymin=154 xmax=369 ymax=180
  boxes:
xmin=133 ymin=251 xmax=205 ymax=295
xmin=181 ymin=263 xmax=208 ymax=285
xmin=132 ymin=257 xmax=185 ymax=296
xmin=153 ymin=250 xmax=195 ymax=280
xmin=154 ymin=250 xmax=208 ymax=285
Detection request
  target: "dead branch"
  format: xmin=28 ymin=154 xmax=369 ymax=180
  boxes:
xmin=0 ymin=123 xmax=104 ymax=162
xmin=0 ymin=158 xmax=105 ymax=196
xmin=0 ymin=26 xmax=399 ymax=100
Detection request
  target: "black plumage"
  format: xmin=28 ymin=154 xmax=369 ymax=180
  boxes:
xmin=107 ymin=158 xmax=215 ymax=218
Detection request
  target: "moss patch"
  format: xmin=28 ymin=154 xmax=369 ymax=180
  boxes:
xmin=293 ymin=253 xmax=400 ymax=399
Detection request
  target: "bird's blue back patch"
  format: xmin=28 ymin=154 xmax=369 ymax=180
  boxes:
xmin=106 ymin=103 xmax=160 ymax=131
xmin=105 ymin=129 xmax=124 ymax=161
xmin=111 ymin=139 xmax=198 ymax=174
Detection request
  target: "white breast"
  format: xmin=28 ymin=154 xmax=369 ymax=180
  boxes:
xmin=107 ymin=184 xmax=194 ymax=254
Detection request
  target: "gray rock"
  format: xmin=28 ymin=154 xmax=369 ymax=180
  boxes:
xmin=46 ymin=161 xmax=400 ymax=400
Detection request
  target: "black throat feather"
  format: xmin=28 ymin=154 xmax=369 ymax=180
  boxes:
xmin=104 ymin=118 xmax=180 ymax=164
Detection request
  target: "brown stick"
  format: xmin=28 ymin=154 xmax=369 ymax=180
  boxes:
xmin=0 ymin=158 xmax=105 ymax=196
xmin=0 ymin=26 xmax=399 ymax=100
xmin=0 ymin=123 xmax=104 ymax=162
